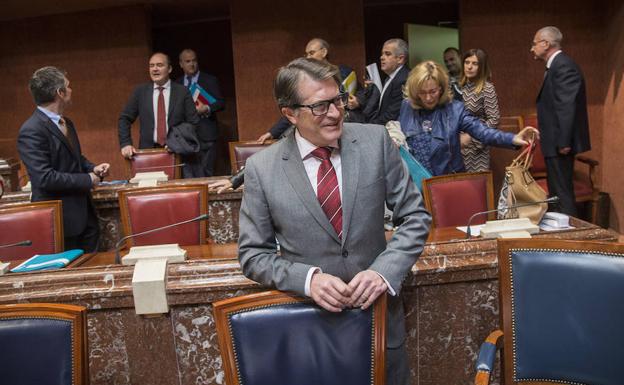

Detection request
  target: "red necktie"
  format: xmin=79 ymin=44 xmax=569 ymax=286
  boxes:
xmin=156 ymin=86 xmax=166 ymax=146
xmin=311 ymin=147 xmax=342 ymax=239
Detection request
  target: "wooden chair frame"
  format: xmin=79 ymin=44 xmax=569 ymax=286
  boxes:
xmin=0 ymin=200 xmax=64 ymax=252
xmin=421 ymin=171 xmax=495 ymax=228
xmin=213 ymin=290 xmax=387 ymax=385
xmin=118 ymin=184 xmax=208 ymax=247
xmin=124 ymin=148 xmax=182 ymax=180
xmin=0 ymin=303 xmax=88 ymax=385
xmin=475 ymin=239 xmax=624 ymax=385
xmin=228 ymin=140 xmax=275 ymax=174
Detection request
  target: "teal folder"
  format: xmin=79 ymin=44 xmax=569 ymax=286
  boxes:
xmin=10 ymin=249 xmax=84 ymax=273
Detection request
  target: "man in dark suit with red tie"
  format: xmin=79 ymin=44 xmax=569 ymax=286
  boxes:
xmin=176 ymin=49 xmax=225 ymax=177
xmin=532 ymin=26 xmax=591 ymax=216
xmin=18 ymin=66 xmax=110 ymax=251
xmin=118 ymin=52 xmax=200 ymax=178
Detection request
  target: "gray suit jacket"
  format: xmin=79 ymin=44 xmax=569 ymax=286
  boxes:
xmin=238 ymin=123 xmax=431 ymax=347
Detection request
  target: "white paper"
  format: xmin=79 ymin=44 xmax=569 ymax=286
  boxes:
xmin=366 ymin=63 xmax=383 ymax=93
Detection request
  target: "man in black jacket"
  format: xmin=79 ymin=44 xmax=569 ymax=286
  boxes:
xmin=347 ymin=38 xmax=410 ymax=125
xmin=177 ymin=49 xmax=226 ymax=177
xmin=118 ymin=52 xmax=200 ymax=178
xmin=532 ymin=26 xmax=591 ymax=216
xmin=18 ymin=66 xmax=110 ymax=251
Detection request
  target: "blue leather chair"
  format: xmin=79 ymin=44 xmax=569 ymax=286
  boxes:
xmin=213 ymin=290 xmax=386 ymax=385
xmin=0 ymin=303 xmax=88 ymax=385
xmin=474 ymin=239 xmax=624 ymax=385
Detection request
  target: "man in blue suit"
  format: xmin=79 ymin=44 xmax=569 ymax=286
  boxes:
xmin=177 ymin=49 xmax=226 ymax=177
xmin=532 ymin=26 xmax=591 ymax=216
xmin=18 ymin=66 xmax=110 ymax=251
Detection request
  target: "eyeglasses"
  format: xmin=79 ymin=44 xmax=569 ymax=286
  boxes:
xmin=417 ymin=88 xmax=441 ymax=98
xmin=292 ymin=92 xmax=349 ymax=116
xmin=531 ymin=39 xmax=547 ymax=47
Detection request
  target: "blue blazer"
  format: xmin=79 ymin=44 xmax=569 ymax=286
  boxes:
xmin=399 ymin=100 xmax=516 ymax=176
xmin=18 ymin=109 xmax=95 ymax=237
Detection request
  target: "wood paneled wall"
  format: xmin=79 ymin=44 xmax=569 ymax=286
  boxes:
xmin=0 ymin=5 xmax=151 ymax=181
xmin=230 ymin=0 xmax=366 ymax=141
xmin=460 ymin=0 xmax=624 ymax=230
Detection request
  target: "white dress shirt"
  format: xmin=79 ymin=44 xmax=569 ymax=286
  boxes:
xmin=379 ymin=64 xmax=403 ymax=108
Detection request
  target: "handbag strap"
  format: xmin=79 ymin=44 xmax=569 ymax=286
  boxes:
xmin=510 ymin=133 xmax=537 ymax=169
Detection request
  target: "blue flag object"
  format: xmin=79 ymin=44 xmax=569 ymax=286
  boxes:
xmin=189 ymin=83 xmax=217 ymax=105
xmin=10 ymin=249 xmax=84 ymax=273
xmin=399 ymin=146 xmax=432 ymax=191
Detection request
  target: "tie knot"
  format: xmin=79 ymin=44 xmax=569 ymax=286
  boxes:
xmin=157 ymin=86 xmax=164 ymax=92
xmin=311 ymin=147 xmax=332 ymax=160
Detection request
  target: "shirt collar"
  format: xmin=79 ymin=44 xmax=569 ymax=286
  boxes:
xmin=546 ymin=50 xmax=562 ymax=69
xmin=153 ymin=79 xmax=171 ymax=90
xmin=186 ymin=71 xmax=200 ymax=85
xmin=295 ymin=129 xmax=340 ymax=159
xmin=386 ymin=64 xmax=404 ymax=82
xmin=37 ymin=106 xmax=61 ymax=126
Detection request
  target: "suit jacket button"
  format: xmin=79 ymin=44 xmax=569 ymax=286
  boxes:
xmin=342 ymin=250 xmax=348 ymax=258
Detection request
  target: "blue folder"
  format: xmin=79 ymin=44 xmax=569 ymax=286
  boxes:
xmin=10 ymin=249 xmax=84 ymax=273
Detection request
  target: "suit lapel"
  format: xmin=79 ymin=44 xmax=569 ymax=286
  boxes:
xmin=281 ymin=132 xmax=341 ymax=243
xmin=36 ymin=110 xmax=76 ymax=156
xmin=339 ymin=128 xmax=360 ymax=245
xmin=145 ymin=84 xmax=155 ymax=128
xmin=168 ymin=83 xmax=176 ymax=123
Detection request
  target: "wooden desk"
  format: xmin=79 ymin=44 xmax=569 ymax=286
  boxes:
xmin=0 ymin=220 xmax=618 ymax=385
xmin=71 ymin=243 xmax=239 ymax=268
xmin=0 ymin=177 xmax=243 ymax=250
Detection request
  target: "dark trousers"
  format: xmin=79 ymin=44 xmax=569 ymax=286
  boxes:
xmin=182 ymin=141 xmax=216 ymax=178
xmin=64 ymin=208 xmax=99 ymax=252
xmin=387 ymin=342 xmax=411 ymax=385
xmin=545 ymin=154 xmax=577 ymax=216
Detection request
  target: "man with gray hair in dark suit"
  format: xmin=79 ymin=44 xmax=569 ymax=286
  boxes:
xmin=531 ymin=26 xmax=591 ymax=216
xmin=238 ymin=57 xmax=431 ymax=385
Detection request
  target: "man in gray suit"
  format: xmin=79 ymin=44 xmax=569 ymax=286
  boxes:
xmin=238 ymin=58 xmax=431 ymax=385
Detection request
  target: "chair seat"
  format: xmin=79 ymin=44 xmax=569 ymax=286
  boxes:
xmin=536 ymin=178 xmax=594 ymax=199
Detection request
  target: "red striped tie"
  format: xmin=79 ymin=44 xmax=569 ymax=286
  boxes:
xmin=311 ymin=147 xmax=342 ymax=239
xmin=156 ymin=86 xmax=166 ymax=146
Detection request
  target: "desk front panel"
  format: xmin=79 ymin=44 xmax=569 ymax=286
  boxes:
xmin=0 ymin=177 xmax=242 ymax=250
xmin=0 ymin=220 xmax=618 ymax=385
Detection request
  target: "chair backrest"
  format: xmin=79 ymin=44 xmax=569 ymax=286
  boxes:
xmin=213 ymin=290 xmax=386 ymax=385
xmin=118 ymin=184 xmax=208 ymax=247
xmin=421 ymin=171 xmax=494 ymax=228
xmin=0 ymin=303 xmax=88 ymax=385
xmin=497 ymin=239 xmax=624 ymax=385
xmin=0 ymin=200 xmax=63 ymax=262
xmin=125 ymin=148 xmax=181 ymax=180
xmin=228 ymin=140 xmax=275 ymax=173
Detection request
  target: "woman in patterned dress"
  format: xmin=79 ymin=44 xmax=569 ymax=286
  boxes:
xmin=398 ymin=61 xmax=535 ymax=176
xmin=459 ymin=48 xmax=500 ymax=172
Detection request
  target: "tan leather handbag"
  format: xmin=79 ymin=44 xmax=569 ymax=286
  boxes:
xmin=497 ymin=138 xmax=548 ymax=224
